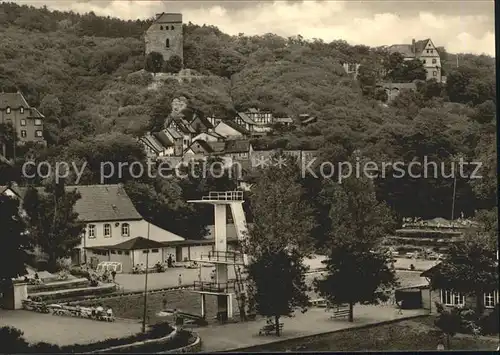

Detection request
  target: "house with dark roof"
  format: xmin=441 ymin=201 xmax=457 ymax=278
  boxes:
xmin=192 ymin=131 xmax=224 ymax=143
xmin=152 ymin=130 xmax=176 ymax=156
xmin=190 ymin=114 xmax=214 ymax=133
xmin=234 ymin=108 xmax=274 ymax=135
xmin=165 ymin=117 xmax=195 ymax=152
xmin=377 ymin=82 xmax=418 ymax=102
xmin=387 ymin=38 xmax=443 ymax=82
xmin=219 ymin=139 xmax=253 ymax=160
xmin=0 ymin=91 xmax=46 ymax=146
xmin=139 ymin=133 xmax=170 ymax=159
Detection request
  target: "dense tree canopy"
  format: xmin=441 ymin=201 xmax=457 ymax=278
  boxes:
xmin=0 ymin=2 xmax=496 ymax=238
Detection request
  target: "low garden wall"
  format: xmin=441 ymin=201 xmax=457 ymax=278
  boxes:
xmin=160 ymin=332 xmax=201 ymax=354
xmin=67 ymin=288 xmax=239 ymax=322
xmin=90 ymin=327 xmax=178 ymax=353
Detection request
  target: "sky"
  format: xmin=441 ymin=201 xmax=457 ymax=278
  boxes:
xmin=17 ymin=0 xmax=496 ymax=55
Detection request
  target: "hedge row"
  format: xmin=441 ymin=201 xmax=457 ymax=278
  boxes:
xmin=27 ymin=279 xmax=90 ymax=293
xmin=1 ymin=322 xmax=175 ymax=353
xmin=30 ymin=284 xmax=117 ymax=302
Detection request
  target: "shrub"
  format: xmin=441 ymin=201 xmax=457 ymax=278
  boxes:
xmin=56 ymin=258 xmax=72 ymax=271
xmin=69 ymin=266 xmax=90 ymax=279
xmin=126 ymin=70 xmax=153 ymax=85
xmin=0 ymin=326 xmax=30 ymax=353
xmin=479 ymin=304 xmax=499 ymax=335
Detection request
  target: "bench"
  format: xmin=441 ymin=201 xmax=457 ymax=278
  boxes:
xmin=259 ymin=322 xmax=284 ymax=336
xmin=329 ymin=304 xmax=350 ymax=319
xmin=310 ymin=298 xmax=328 ymax=308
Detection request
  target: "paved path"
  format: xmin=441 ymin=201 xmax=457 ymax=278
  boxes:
xmin=195 ymin=305 xmax=427 ymax=352
xmin=0 ymin=310 xmax=141 ymax=346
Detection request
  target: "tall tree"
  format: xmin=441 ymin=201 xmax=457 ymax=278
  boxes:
xmin=164 ymin=54 xmax=183 ymax=74
xmin=23 ymin=181 xmax=85 ymax=272
xmin=244 ymin=155 xmax=314 ymax=334
xmin=314 ymin=162 xmax=398 ymax=322
xmin=144 ymin=51 xmax=164 ymax=75
xmin=0 ymin=195 xmax=30 ymax=286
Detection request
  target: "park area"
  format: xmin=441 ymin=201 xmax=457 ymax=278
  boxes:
xmin=237 ymin=316 xmax=498 ymax=352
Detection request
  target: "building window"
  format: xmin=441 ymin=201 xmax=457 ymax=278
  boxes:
xmin=117 ymin=251 xmax=123 ymax=255
xmin=422 ymin=59 xmax=426 ymax=64
xmin=432 ymin=59 xmax=437 ymax=64
xmin=484 ymin=291 xmax=497 ymax=308
xmin=433 ymin=71 xmax=437 ymax=76
xmin=122 ymin=223 xmax=130 ymax=237
xmin=143 ymin=250 xmax=149 ymax=254
xmin=171 ymin=26 xmax=174 ymax=30
xmin=160 ymin=25 xmax=163 ymax=30
xmin=20 ymin=107 xmax=24 ymax=114
xmin=20 ymin=119 xmax=26 ymax=126
xmin=35 ymin=130 xmax=43 ymax=137
xmin=110 ymin=250 xmax=116 ymax=254
xmin=6 ymin=107 xmax=10 ymax=114
xmin=21 ymin=130 xmax=27 ymax=138
xmin=151 ymin=249 xmax=159 ymax=253
xmin=166 ymin=39 xmax=170 ymax=48
xmin=441 ymin=290 xmax=465 ymax=307
xmin=34 ymin=119 xmax=42 ymax=126
xmin=88 ymin=225 xmax=96 ymax=238
xmin=125 ymin=251 xmax=130 ymax=255
xmin=104 ymin=224 xmax=112 ymax=238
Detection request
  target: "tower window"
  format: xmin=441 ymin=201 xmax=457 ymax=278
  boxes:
xmin=166 ymin=39 xmax=170 ymax=48
xmin=160 ymin=25 xmax=163 ymax=30
xmin=171 ymin=26 xmax=174 ymax=30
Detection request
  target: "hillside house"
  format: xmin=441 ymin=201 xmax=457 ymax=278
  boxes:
xmin=234 ymin=108 xmax=273 ymax=135
xmin=192 ymin=131 xmax=224 ymax=143
xmin=387 ymin=38 xmax=443 ymax=82
xmin=342 ymin=62 xmax=361 ymax=79
xmin=166 ymin=116 xmax=195 ymax=151
xmin=139 ymin=133 xmax=169 ymax=159
xmin=213 ymin=120 xmax=250 ymax=139
xmin=152 ymin=130 xmax=176 ymax=156
xmin=0 ymin=91 xmax=46 ymax=147
xmin=377 ymin=82 xmax=417 ymax=102
xmin=219 ymin=139 xmax=253 ymax=161
xmin=189 ymin=114 xmax=214 ymax=133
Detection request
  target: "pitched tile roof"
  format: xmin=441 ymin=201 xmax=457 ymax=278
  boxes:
xmin=29 ymin=108 xmax=45 ymax=118
xmin=17 ymin=184 xmax=143 ymax=222
xmin=236 ymin=112 xmax=256 ymax=125
xmin=141 ymin=134 xmax=164 ymax=152
xmin=387 ymin=39 xmax=430 ymax=58
xmin=186 ymin=140 xmax=214 ymax=154
xmin=224 ymin=139 xmax=251 ymax=154
xmin=91 ymin=236 xmax=166 ymax=251
xmin=153 ymin=130 xmax=174 ymax=147
xmin=190 ymin=115 xmax=214 ymax=131
xmin=154 ymin=13 xmax=182 ymax=24
xmin=0 ymin=92 xmax=30 ymax=109
xmin=207 ymin=141 xmax=226 ymax=153
xmin=165 ymin=128 xmax=182 ymax=140
xmin=220 ymin=120 xmax=250 ymax=135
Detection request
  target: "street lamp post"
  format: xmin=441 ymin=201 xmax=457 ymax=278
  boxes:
xmin=141 ymin=221 xmax=151 ymax=333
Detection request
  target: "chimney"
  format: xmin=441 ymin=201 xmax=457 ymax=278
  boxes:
xmin=412 ymin=39 xmax=416 ymax=54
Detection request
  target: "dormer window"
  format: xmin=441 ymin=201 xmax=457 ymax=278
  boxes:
xmin=6 ymin=107 xmax=11 ymax=114
xmin=20 ymin=107 xmax=24 ymax=114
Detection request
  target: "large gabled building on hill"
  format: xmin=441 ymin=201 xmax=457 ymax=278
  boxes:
xmin=0 ymin=91 xmax=46 ymax=148
xmin=387 ymin=38 xmax=443 ymax=83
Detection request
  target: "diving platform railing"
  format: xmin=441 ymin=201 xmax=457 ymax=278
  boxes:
xmin=202 ymin=191 xmax=244 ymax=201
xmin=193 ymin=280 xmax=237 ymax=293
xmin=194 ymin=250 xmax=245 ymax=264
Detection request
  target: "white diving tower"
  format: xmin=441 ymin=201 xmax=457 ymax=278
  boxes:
xmin=188 ymin=191 xmax=249 ymax=322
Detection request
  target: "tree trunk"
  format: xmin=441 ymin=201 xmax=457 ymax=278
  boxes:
xmin=446 ymin=334 xmax=451 ymax=350
xmin=475 ymin=290 xmax=484 ymax=315
xmin=275 ymin=315 xmax=280 ymax=336
xmin=348 ymin=302 xmax=354 ymax=322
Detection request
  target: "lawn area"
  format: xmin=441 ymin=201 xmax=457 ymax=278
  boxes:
xmin=240 ymin=317 xmax=498 ymax=351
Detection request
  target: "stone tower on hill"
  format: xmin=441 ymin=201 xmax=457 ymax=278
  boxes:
xmin=145 ymin=13 xmax=183 ymax=62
